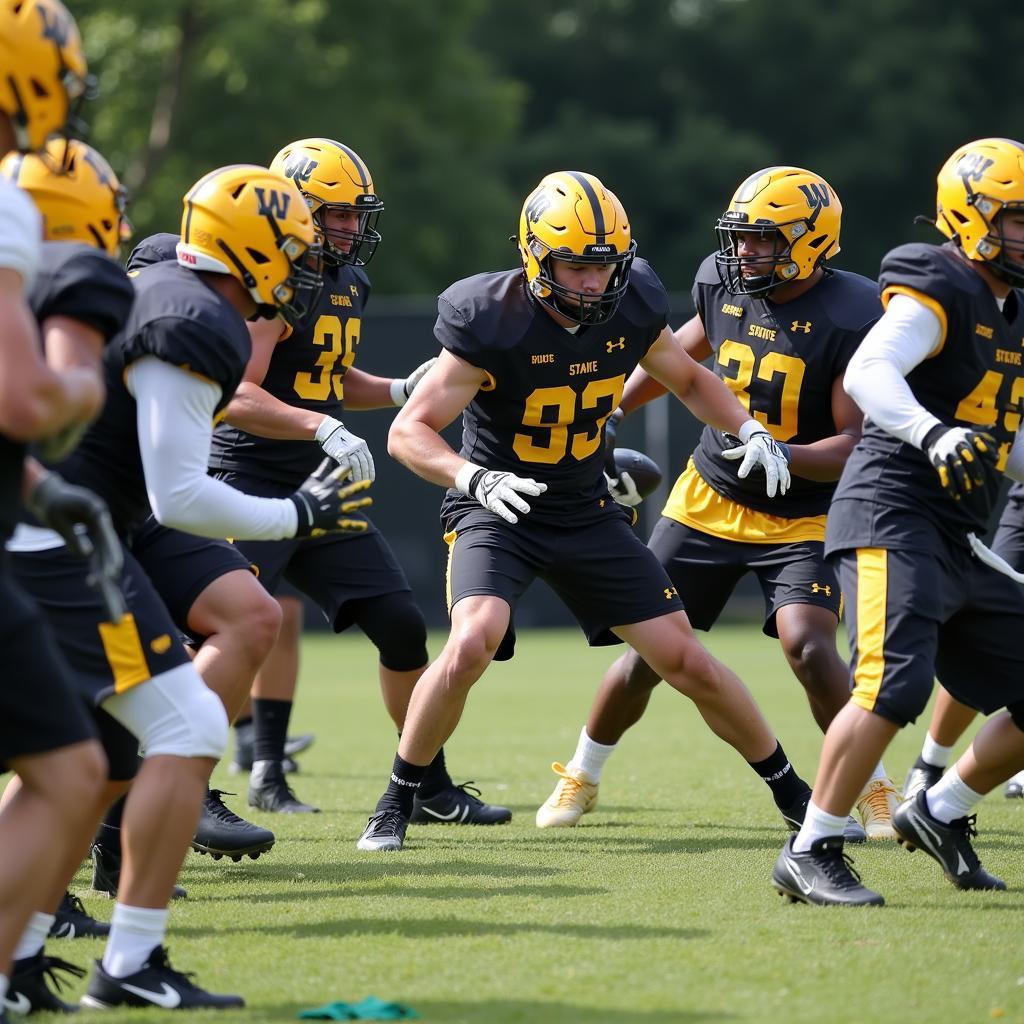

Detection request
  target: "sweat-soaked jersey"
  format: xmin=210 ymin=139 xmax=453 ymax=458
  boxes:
xmin=60 ymin=260 xmax=251 ymax=535
xmin=827 ymin=242 xmax=1024 ymax=555
xmin=437 ymin=258 xmax=669 ymax=527
xmin=688 ymin=252 xmax=878 ymax=518
xmin=208 ymin=262 xmax=371 ymax=486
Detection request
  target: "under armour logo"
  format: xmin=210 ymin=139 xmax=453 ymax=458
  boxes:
xmin=664 ymin=586 xmax=679 ymax=600
xmin=607 ymin=337 xmax=626 ymax=353
xmin=791 ymin=321 xmax=812 ymax=333
xmin=811 ymin=582 xmax=832 ymax=597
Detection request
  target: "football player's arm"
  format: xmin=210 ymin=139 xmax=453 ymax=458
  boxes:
xmin=842 ymin=294 xmax=943 ymax=446
xmin=340 ymin=355 xmax=440 ymax=411
xmin=127 ymin=355 xmax=299 ymax=539
xmin=639 ymin=325 xmax=750 ymax=434
xmin=387 ymin=349 xmax=487 ymax=487
xmin=783 ymin=377 xmax=862 ymax=482
xmin=0 ymin=271 xmax=103 ymax=441
xmin=221 ymin=318 xmax=322 ymax=439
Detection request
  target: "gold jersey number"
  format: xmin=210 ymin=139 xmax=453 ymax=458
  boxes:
xmin=292 ymin=314 xmax=360 ymax=401
xmin=513 ymin=376 xmax=625 ymax=464
xmin=717 ymin=339 xmax=806 ymax=442
xmin=953 ymin=369 xmax=1024 ymax=469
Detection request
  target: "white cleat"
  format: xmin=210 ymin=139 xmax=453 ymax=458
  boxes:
xmin=535 ymin=762 xmax=599 ymax=828
xmin=856 ymin=778 xmax=901 ymax=840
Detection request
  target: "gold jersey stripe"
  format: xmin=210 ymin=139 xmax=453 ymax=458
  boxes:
xmin=850 ymin=548 xmax=888 ymax=712
xmin=661 ymin=460 xmax=826 ymax=544
xmin=98 ymin=613 xmax=152 ymax=694
xmin=881 ymin=284 xmax=949 ymax=357
xmin=443 ymin=529 xmax=458 ymax=612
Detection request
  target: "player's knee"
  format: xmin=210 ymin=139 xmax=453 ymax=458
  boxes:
xmin=657 ymin=637 xmax=720 ymax=695
xmin=355 ymin=593 xmax=429 ymax=672
xmin=62 ymin=742 xmax=108 ymax=806
xmin=445 ymin=625 xmax=498 ymax=682
xmin=782 ymin=629 xmax=840 ymax=687
xmin=240 ymin=587 xmax=283 ymax=661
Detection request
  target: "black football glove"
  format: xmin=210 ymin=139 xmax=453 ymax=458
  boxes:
xmin=27 ymin=471 xmax=125 ymax=622
xmin=289 ymin=458 xmax=373 ymax=538
xmin=603 ymin=407 xmax=624 ymax=480
xmin=921 ymin=424 xmax=998 ymax=499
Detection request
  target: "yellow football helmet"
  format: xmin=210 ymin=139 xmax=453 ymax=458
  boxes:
xmin=1 ymin=139 xmax=130 ymax=255
xmin=715 ymin=166 xmax=842 ymax=297
xmin=177 ymin=164 xmax=323 ymax=326
xmin=517 ymin=170 xmax=636 ymax=325
xmin=0 ymin=0 xmax=91 ymax=153
xmin=936 ymin=138 xmax=1024 ymax=287
xmin=270 ymin=138 xmax=383 ymax=267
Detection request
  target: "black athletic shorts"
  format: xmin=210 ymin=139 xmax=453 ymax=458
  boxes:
xmin=647 ymin=516 xmax=841 ymax=638
xmin=0 ymin=561 xmax=97 ymax=769
xmin=213 ymin=470 xmax=411 ymax=632
xmin=127 ymin=516 xmax=253 ymax=634
xmin=835 ymin=544 xmax=1024 ymax=728
xmin=443 ymin=501 xmax=683 ymax=661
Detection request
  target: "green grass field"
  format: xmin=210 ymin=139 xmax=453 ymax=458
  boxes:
xmin=65 ymin=625 xmax=1023 ymax=1024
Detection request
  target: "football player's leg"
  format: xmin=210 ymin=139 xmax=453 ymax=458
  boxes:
xmin=774 ymin=603 xmax=848 ymax=732
xmin=904 ymin=686 xmax=978 ymax=798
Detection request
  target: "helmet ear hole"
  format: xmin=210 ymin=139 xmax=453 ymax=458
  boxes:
xmin=246 ymin=247 xmax=270 ymax=265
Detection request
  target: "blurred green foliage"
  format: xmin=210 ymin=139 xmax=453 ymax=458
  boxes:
xmin=73 ymin=0 xmax=1024 ymax=295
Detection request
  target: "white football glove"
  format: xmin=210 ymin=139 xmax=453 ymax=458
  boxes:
xmin=604 ymin=470 xmax=642 ymax=507
xmin=314 ymin=416 xmax=375 ymax=483
xmin=455 ymin=462 xmax=547 ymax=524
xmin=389 ymin=356 xmax=439 ymax=407
xmin=720 ymin=420 xmax=791 ymax=498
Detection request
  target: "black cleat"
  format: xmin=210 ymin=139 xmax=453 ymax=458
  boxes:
xmin=80 ymin=945 xmax=244 ymax=1010
xmin=8 ymin=951 xmax=86 ymax=1014
xmin=91 ymin=841 xmax=187 ymax=901
xmin=356 ymin=809 xmax=409 ymax=851
xmin=248 ymin=760 xmax=319 ymax=814
xmin=772 ymin=835 xmax=884 ymax=906
xmin=410 ymin=782 xmax=512 ymax=825
xmin=192 ymin=789 xmax=275 ymax=861
xmin=1004 ymin=771 xmax=1024 ymax=799
xmin=892 ymin=791 xmax=1006 ymax=890
xmin=903 ymin=757 xmax=944 ymax=799
xmin=49 ymin=892 xmax=110 ymax=939
xmin=778 ymin=790 xmax=867 ymax=844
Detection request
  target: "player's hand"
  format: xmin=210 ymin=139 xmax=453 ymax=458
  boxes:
xmin=390 ymin=357 xmax=438 ymax=406
xmin=315 ymin=416 xmax=374 ymax=483
xmin=720 ymin=422 xmax=791 ymax=497
xmin=34 ymin=420 xmax=91 ymax=463
xmin=922 ymin=424 xmax=997 ymax=499
xmin=456 ymin=463 xmax=547 ymax=524
xmin=289 ymin=459 xmax=373 ymax=538
xmin=604 ymin=469 xmax=642 ymax=507
xmin=28 ymin=471 xmax=125 ymax=621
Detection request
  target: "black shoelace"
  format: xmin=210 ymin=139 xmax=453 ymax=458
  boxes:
xmin=949 ymin=814 xmax=983 ymax=871
xmin=450 ymin=781 xmax=484 ymax=806
xmin=146 ymin=946 xmax=200 ymax=992
xmin=370 ymin=810 xmax=407 ymax=837
xmin=816 ymin=840 xmax=865 ymax=890
xmin=206 ymin=790 xmax=248 ymax=824
xmin=21 ymin=954 xmax=85 ymax=992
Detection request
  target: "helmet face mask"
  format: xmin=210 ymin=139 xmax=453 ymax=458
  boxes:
xmin=714 ymin=166 xmax=841 ymax=298
xmin=936 ymin=139 xmax=1024 ymax=288
xmin=270 ymin=138 xmax=383 ymax=268
xmin=518 ymin=170 xmax=636 ymax=327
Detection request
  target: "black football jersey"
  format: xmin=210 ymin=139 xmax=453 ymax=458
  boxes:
xmin=438 ymin=258 xmax=669 ymax=526
xmin=208 ymin=263 xmax=370 ymax=486
xmin=689 ymin=253 xmax=879 ymax=517
xmin=59 ymin=260 xmax=252 ymax=535
xmin=828 ymin=242 xmax=1024 ymax=554
xmin=30 ymin=242 xmax=135 ymax=341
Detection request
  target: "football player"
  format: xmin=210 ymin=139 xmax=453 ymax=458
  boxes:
xmin=9 ymin=164 xmax=368 ymax=1009
xmin=207 ymin=137 xmax=507 ymax=822
xmin=538 ymin=167 xmax=897 ymax=840
xmin=772 ymin=138 xmax=1024 ymax=906
xmin=357 ymin=170 xmax=797 ymax=852
xmin=0 ymin=2 xmax=113 ymax=1015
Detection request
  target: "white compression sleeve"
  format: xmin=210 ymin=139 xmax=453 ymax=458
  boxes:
xmin=842 ymin=293 xmax=945 ymax=448
xmin=127 ymin=356 xmax=298 ymax=539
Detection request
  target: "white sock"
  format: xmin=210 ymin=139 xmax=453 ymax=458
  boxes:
xmin=102 ymin=904 xmax=169 ymax=978
xmin=566 ymin=727 xmax=616 ymax=782
xmin=921 ymin=734 xmax=954 ymax=768
xmin=926 ymin=765 xmax=983 ymax=823
xmin=13 ymin=911 xmax=54 ymax=962
xmin=792 ymin=800 xmax=847 ymax=853
xmin=868 ymin=761 xmax=889 ymax=784
xmin=0 ymin=973 xmax=9 ymax=1004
